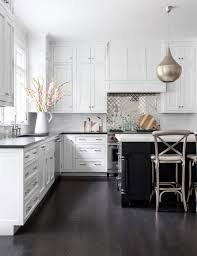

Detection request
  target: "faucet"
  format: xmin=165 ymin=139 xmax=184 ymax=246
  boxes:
xmin=11 ymin=115 xmax=21 ymax=137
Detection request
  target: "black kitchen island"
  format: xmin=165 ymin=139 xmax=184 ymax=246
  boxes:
xmin=116 ymin=134 xmax=197 ymax=208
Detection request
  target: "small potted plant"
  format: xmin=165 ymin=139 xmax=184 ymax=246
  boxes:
xmin=26 ymin=78 xmax=66 ymax=134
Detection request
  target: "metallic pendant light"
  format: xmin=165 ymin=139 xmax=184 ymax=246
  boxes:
xmin=157 ymin=6 xmax=182 ymax=83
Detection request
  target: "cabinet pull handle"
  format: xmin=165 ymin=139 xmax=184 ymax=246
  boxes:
xmin=80 ymin=149 xmax=87 ymax=152
xmin=25 ymin=155 xmax=30 ymax=159
xmin=80 ymin=163 xmax=87 ymax=166
xmin=94 ymin=149 xmax=101 ymax=152
xmin=4 ymin=92 xmax=9 ymax=96
xmin=41 ymin=146 xmax=46 ymax=149
xmin=33 ymin=166 xmax=37 ymax=170
xmin=94 ymin=163 xmax=101 ymax=166
xmin=96 ymin=139 xmax=102 ymax=141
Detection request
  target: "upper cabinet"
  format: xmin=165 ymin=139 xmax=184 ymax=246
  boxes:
xmin=160 ymin=43 xmax=197 ymax=113
xmin=107 ymin=41 xmax=166 ymax=93
xmin=51 ymin=45 xmax=75 ymax=112
xmin=76 ymin=46 xmax=107 ymax=113
xmin=50 ymin=43 xmax=107 ymax=114
xmin=0 ymin=4 xmax=14 ymax=106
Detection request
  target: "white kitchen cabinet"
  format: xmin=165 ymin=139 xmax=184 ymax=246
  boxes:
xmin=0 ymin=137 xmax=56 ymax=236
xmin=62 ymin=135 xmax=75 ymax=171
xmin=53 ymin=45 xmax=74 ymax=63
xmin=61 ymin=134 xmax=107 ymax=173
xmin=52 ymin=63 xmax=73 ymax=112
xmin=160 ymin=45 xmax=197 ymax=113
xmin=76 ymin=46 xmax=107 ymax=113
xmin=51 ymin=44 xmax=75 ymax=113
xmin=0 ymin=5 xmax=14 ymax=106
xmin=76 ymin=63 xmax=91 ymax=112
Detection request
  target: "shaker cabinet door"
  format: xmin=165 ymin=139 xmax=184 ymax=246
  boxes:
xmin=62 ymin=135 xmax=75 ymax=171
xmin=91 ymin=62 xmax=107 ymax=113
xmin=0 ymin=7 xmax=14 ymax=106
xmin=52 ymin=63 xmax=73 ymax=112
xmin=181 ymin=47 xmax=196 ymax=112
xmin=53 ymin=46 xmax=73 ymax=63
xmin=76 ymin=63 xmax=91 ymax=112
xmin=160 ymin=46 xmax=196 ymax=113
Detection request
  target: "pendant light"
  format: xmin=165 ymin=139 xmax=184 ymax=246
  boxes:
xmin=157 ymin=6 xmax=182 ymax=83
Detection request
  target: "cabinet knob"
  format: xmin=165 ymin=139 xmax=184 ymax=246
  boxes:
xmin=5 ymin=93 xmax=9 ymax=96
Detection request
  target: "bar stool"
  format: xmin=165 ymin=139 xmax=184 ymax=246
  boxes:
xmin=187 ymin=132 xmax=197 ymax=212
xmin=151 ymin=130 xmax=191 ymax=212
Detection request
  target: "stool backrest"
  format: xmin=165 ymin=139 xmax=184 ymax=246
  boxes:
xmin=152 ymin=130 xmax=191 ymax=160
xmin=193 ymin=132 xmax=197 ymax=154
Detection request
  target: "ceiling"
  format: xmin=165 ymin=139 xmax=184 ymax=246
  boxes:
xmin=14 ymin=0 xmax=197 ymax=41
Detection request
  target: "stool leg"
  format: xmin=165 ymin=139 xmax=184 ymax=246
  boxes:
xmin=195 ymin=189 xmax=197 ymax=213
xmin=181 ymin=163 xmax=187 ymax=212
xmin=155 ymin=163 xmax=160 ymax=212
xmin=150 ymin=161 xmax=155 ymax=202
xmin=175 ymin=163 xmax=179 ymax=202
xmin=187 ymin=160 xmax=192 ymax=203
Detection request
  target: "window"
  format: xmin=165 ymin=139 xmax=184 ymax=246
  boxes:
xmin=0 ymin=42 xmax=27 ymax=125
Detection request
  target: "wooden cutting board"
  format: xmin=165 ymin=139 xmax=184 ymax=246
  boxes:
xmin=138 ymin=113 xmax=158 ymax=130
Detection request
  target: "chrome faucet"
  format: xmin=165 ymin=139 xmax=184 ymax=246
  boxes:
xmin=11 ymin=115 xmax=21 ymax=137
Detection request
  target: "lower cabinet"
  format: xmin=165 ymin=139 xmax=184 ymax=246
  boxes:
xmin=61 ymin=134 xmax=107 ymax=173
xmin=0 ymin=137 xmax=55 ymax=236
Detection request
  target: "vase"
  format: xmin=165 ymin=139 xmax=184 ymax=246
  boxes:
xmin=35 ymin=112 xmax=53 ymax=135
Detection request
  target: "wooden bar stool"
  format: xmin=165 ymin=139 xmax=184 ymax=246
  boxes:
xmin=151 ymin=130 xmax=191 ymax=212
xmin=187 ymin=133 xmax=197 ymax=212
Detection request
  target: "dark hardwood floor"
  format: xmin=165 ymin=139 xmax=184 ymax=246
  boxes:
xmin=1 ymin=178 xmax=197 ymax=256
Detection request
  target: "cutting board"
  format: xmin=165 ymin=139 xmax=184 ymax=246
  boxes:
xmin=138 ymin=113 xmax=158 ymax=130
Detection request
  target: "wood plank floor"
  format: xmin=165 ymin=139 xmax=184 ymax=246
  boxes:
xmin=1 ymin=178 xmax=197 ymax=256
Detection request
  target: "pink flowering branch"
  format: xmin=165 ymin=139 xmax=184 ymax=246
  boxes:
xmin=26 ymin=78 xmax=68 ymax=112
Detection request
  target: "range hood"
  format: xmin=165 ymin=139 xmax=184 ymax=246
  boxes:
xmin=107 ymin=81 xmax=166 ymax=93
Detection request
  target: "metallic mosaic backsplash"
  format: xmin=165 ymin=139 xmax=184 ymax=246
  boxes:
xmin=107 ymin=93 xmax=160 ymax=131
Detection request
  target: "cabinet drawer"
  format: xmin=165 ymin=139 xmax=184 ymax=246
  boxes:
xmin=24 ymin=174 xmax=39 ymax=201
xmin=24 ymin=148 xmax=38 ymax=164
xmin=24 ymin=190 xmax=39 ymax=220
xmin=76 ymin=160 xmax=104 ymax=170
xmin=24 ymin=160 xmax=38 ymax=181
xmin=76 ymin=144 xmax=105 ymax=159
xmin=76 ymin=136 xmax=106 ymax=144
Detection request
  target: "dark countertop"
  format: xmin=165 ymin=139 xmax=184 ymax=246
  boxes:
xmin=0 ymin=135 xmax=55 ymax=148
xmin=0 ymin=132 xmax=108 ymax=148
xmin=60 ymin=132 xmax=108 ymax=134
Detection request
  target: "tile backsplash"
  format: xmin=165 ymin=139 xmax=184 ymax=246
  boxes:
xmin=107 ymin=93 xmax=160 ymax=131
